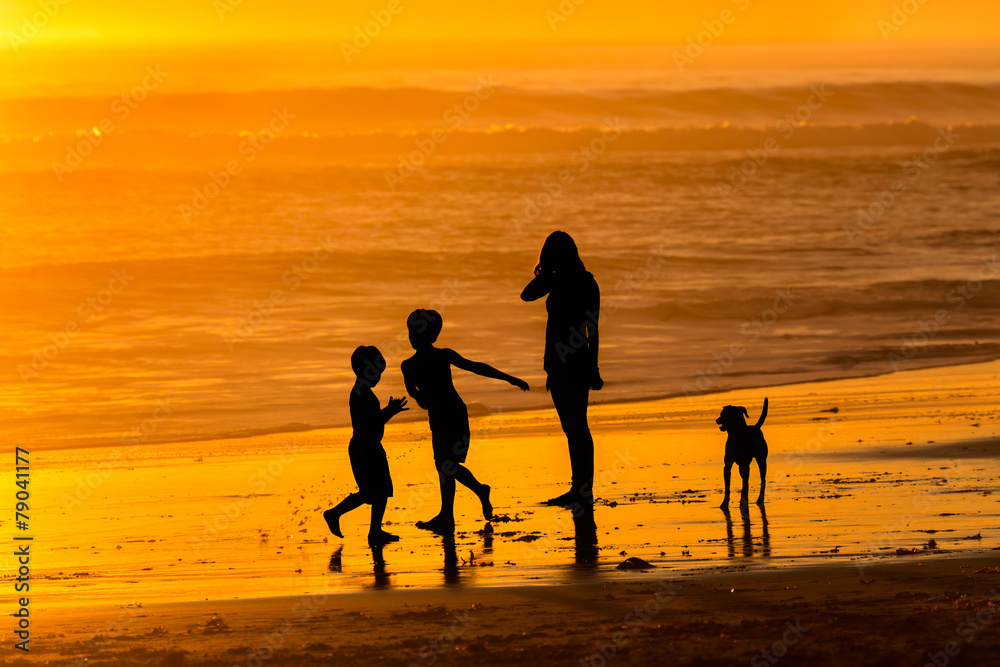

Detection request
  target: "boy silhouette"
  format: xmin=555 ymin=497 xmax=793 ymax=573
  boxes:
xmin=401 ymin=309 xmax=528 ymax=534
xmin=323 ymin=345 xmax=408 ymax=545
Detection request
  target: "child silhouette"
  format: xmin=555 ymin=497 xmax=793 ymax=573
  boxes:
xmin=401 ymin=309 xmax=529 ymax=534
xmin=323 ymin=345 xmax=408 ymax=545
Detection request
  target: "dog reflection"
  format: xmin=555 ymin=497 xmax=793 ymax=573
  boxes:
xmin=723 ymin=505 xmax=771 ymax=558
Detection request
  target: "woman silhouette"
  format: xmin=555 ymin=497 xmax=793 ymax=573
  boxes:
xmin=521 ymin=231 xmax=603 ymax=506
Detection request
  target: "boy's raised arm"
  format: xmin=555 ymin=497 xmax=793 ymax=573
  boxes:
xmin=448 ymin=349 xmax=529 ymax=391
xmin=381 ymin=396 xmax=408 ymax=423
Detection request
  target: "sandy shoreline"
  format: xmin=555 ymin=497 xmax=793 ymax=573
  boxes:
xmin=20 ymin=553 xmax=1000 ymax=666
xmin=13 ymin=358 xmax=999 ymax=664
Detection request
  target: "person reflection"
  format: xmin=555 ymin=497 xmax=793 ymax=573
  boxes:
xmin=328 ymin=545 xmax=343 ymax=572
xmin=570 ymin=500 xmax=598 ymax=568
xmin=481 ymin=524 xmax=494 ymax=556
xmin=370 ymin=544 xmax=391 ymax=589
xmin=327 ymin=544 xmax=391 ymax=589
xmin=441 ymin=536 xmax=460 ymax=586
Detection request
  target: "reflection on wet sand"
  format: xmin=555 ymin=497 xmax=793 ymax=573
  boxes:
xmin=723 ymin=505 xmax=771 ymax=559
xmin=329 ymin=544 xmax=392 ymax=589
xmin=328 ymin=545 xmax=343 ymax=573
xmin=371 ymin=544 xmax=391 ymax=589
xmin=572 ymin=501 xmax=598 ymax=568
xmin=442 ymin=537 xmax=460 ymax=586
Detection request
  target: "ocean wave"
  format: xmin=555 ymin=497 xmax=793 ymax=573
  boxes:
xmin=3 ymin=122 xmax=999 ymax=165
xmin=2 ymin=80 xmax=999 ymax=137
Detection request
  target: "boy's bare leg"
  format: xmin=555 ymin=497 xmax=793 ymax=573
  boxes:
xmin=454 ymin=465 xmax=492 ymax=520
xmin=368 ymin=496 xmax=399 ymax=544
xmin=323 ymin=493 xmax=364 ymax=538
xmin=417 ymin=465 xmax=457 ymax=533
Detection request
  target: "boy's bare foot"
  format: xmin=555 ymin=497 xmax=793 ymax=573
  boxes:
xmin=368 ymin=530 xmax=400 ymax=545
xmin=479 ymin=484 xmax=493 ymax=520
xmin=323 ymin=509 xmax=344 ymax=538
xmin=416 ymin=516 xmax=455 ymax=535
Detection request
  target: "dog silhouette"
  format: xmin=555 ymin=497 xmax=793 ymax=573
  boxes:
xmin=717 ymin=398 xmax=768 ymax=507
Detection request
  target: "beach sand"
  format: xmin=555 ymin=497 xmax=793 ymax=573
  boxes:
xmin=13 ymin=360 xmax=1000 ymax=665
xmin=17 ymin=555 xmax=1000 ymax=666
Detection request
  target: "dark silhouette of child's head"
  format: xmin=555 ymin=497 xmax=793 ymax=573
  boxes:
xmin=536 ymin=230 xmax=587 ymax=276
xmin=352 ymin=345 xmax=386 ymax=387
xmin=407 ymin=309 xmax=442 ymax=350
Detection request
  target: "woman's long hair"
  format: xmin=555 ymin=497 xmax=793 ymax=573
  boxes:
xmin=535 ymin=230 xmax=587 ymax=276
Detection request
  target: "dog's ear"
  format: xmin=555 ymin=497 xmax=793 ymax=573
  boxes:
xmin=741 ymin=407 xmax=748 ymax=417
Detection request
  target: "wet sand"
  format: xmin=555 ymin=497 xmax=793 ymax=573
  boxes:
xmin=12 ymin=360 xmax=1000 ymax=664
xmin=19 ymin=554 xmax=1000 ymax=666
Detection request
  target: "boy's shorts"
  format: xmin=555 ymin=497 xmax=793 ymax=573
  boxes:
xmin=348 ymin=438 xmax=393 ymax=502
xmin=429 ymin=402 xmax=471 ymax=466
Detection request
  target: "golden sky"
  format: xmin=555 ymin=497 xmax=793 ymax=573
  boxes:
xmin=2 ymin=0 xmax=998 ymax=47
xmin=1 ymin=1 xmax=997 ymax=99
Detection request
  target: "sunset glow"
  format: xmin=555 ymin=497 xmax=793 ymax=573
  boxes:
xmin=3 ymin=2 xmax=999 ymax=665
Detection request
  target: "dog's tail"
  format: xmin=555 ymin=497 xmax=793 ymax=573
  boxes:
xmin=755 ymin=397 xmax=768 ymax=428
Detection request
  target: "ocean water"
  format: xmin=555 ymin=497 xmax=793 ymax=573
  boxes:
xmin=2 ymin=54 xmax=1000 ymax=450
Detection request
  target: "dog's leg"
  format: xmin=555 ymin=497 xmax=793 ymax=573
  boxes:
xmin=721 ymin=462 xmax=732 ymax=508
xmin=738 ymin=463 xmax=750 ymax=507
xmin=756 ymin=457 xmax=767 ymax=506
